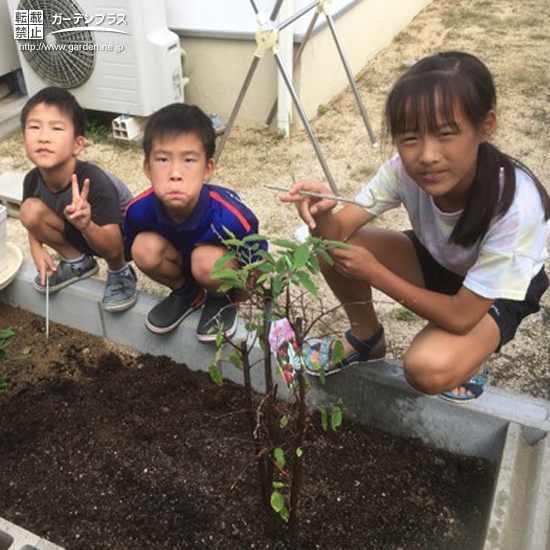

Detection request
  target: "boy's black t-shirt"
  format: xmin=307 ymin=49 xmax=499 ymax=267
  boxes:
xmin=23 ymin=159 xmax=132 ymax=226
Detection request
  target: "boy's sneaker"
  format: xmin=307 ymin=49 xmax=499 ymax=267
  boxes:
xmin=101 ymin=266 xmax=138 ymax=312
xmin=196 ymin=293 xmax=238 ymax=342
xmin=146 ymin=287 xmax=205 ymax=334
xmin=33 ymin=256 xmax=99 ymax=293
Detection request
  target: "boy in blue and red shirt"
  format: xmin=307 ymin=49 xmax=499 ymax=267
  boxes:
xmin=125 ymin=103 xmax=263 ymax=340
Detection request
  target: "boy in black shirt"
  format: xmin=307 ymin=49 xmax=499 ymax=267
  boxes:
xmin=20 ymin=87 xmax=137 ymax=312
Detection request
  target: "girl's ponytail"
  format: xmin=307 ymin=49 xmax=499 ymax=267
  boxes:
xmin=451 ymin=143 xmax=550 ymax=247
xmin=450 ymin=143 xmax=513 ymax=247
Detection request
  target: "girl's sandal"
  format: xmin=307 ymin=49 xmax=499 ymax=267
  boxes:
xmin=304 ymin=326 xmax=386 ymax=377
xmin=440 ymin=363 xmax=489 ymax=404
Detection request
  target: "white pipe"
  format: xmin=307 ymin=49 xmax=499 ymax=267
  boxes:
xmin=277 ymin=0 xmax=294 ymax=136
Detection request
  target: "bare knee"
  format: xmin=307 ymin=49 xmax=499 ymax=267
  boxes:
xmin=131 ymin=233 xmax=165 ymax=273
xmin=191 ymin=245 xmax=232 ymax=288
xmin=19 ymin=198 xmax=51 ymax=232
xmin=403 ymin=345 xmax=453 ymax=394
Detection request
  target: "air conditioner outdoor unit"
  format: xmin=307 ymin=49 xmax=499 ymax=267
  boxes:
xmin=7 ymin=0 xmax=184 ymax=116
xmin=0 ymin=0 xmax=20 ymax=77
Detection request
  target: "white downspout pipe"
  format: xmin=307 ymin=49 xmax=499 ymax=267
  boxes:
xmin=277 ymin=0 xmax=293 ymax=136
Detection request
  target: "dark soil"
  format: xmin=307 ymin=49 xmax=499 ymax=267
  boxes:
xmin=0 ymin=303 xmax=495 ymax=549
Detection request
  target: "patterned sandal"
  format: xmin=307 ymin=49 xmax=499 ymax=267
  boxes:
xmin=440 ymin=363 xmax=489 ymax=403
xmin=304 ymin=326 xmax=386 ymax=377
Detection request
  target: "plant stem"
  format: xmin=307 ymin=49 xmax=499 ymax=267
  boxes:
xmin=242 ymin=341 xmax=272 ymax=513
xmin=289 ymin=317 xmax=306 ymax=529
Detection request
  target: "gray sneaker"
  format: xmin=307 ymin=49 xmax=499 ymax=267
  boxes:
xmin=33 ymin=256 xmax=99 ymax=293
xmin=101 ymin=266 xmax=138 ymax=312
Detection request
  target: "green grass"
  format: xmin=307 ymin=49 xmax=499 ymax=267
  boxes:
xmin=390 ymin=306 xmax=420 ymax=323
xmin=86 ymin=114 xmax=111 ymax=142
xmin=317 ymin=104 xmax=329 ymax=117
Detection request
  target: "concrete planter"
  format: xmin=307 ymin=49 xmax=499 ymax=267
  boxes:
xmin=1 ymin=261 xmax=549 ymax=548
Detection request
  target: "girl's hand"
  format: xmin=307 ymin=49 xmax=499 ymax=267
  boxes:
xmin=33 ymin=248 xmax=56 ymax=287
xmin=279 ymin=181 xmax=337 ymax=229
xmin=329 ymin=244 xmax=378 ymax=280
xmin=64 ymin=175 xmax=92 ymax=232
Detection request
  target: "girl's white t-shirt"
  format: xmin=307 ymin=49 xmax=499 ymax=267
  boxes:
xmin=355 ymin=155 xmax=549 ymax=300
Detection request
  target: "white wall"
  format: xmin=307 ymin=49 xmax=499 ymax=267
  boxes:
xmin=178 ymin=0 xmax=432 ymax=127
xmin=165 ymin=0 xmax=355 ymax=38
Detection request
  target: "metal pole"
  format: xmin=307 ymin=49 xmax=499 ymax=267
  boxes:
xmin=278 ymin=0 xmax=317 ymax=31
xmin=45 ymin=273 xmax=50 ymax=340
xmin=249 ymin=0 xmax=261 ymax=16
xmin=277 ymin=0 xmax=294 ymax=136
xmin=274 ymin=51 xmax=338 ymax=194
xmin=270 ymin=0 xmax=286 ymax=20
xmin=216 ymin=0 xmax=287 ymax=164
xmin=265 ymin=10 xmax=319 ymax=127
xmin=325 ymin=13 xmax=378 ymax=147
xmin=249 ymin=0 xmax=286 ymax=23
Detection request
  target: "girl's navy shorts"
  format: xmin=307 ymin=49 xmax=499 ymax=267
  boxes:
xmin=405 ymin=230 xmax=549 ymax=351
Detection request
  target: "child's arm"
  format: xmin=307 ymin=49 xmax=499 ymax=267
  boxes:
xmin=331 ymin=244 xmax=493 ymax=334
xmin=28 ymin=232 xmax=55 ymax=286
xmin=64 ymin=174 xmax=124 ymax=259
xmin=280 ymin=182 xmax=374 ymax=239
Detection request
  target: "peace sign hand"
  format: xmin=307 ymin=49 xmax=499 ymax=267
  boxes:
xmin=64 ymin=174 xmax=91 ymax=232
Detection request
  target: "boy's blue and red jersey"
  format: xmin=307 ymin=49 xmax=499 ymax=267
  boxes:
xmin=124 ymin=183 xmax=265 ymax=265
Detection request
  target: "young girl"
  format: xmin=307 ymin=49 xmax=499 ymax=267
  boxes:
xmin=281 ymin=51 xmax=550 ymax=402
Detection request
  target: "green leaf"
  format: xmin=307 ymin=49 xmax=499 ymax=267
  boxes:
xmin=306 ymin=254 xmax=321 ymax=274
xmin=220 ymin=226 xmax=237 ymax=240
xmin=321 ymin=408 xmax=328 ymax=431
xmin=0 ymin=328 xmax=15 ymax=338
xmin=331 ymin=406 xmax=343 ymax=431
xmin=294 ymin=272 xmax=318 ymax=296
xmin=270 ymin=491 xmax=285 ymax=513
xmin=216 ymin=282 xmax=237 ymax=294
xmin=242 ymin=233 xmax=267 ymax=243
xmin=213 ymin=252 xmax=237 ymax=270
xmin=211 ymin=268 xmax=239 ymax=281
xmin=331 ymin=339 xmax=345 ymax=363
xmin=315 ymin=246 xmax=333 ymax=266
xmin=294 ymin=243 xmax=310 ymax=269
xmin=208 ymin=364 xmax=224 ymax=387
xmin=323 ymin=239 xmax=350 ymax=249
xmin=255 ymin=273 xmax=271 ymax=285
xmin=296 ymin=447 xmax=303 ymax=458
xmin=274 ymin=447 xmax=286 ymax=468
xmin=227 ymin=349 xmax=243 ymax=370
xmin=272 ymin=238 xmax=297 ymax=250
xmin=219 ymin=238 xmax=244 ymax=247
xmin=271 ymin=277 xmax=282 ymax=297
xmin=272 ymin=481 xmax=285 ymax=489
xmin=275 ymin=256 xmax=288 ymax=274
xmin=256 ymin=262 xmax=275 ymax=274
xmin=279 ymin=414 xmax=289 ymax=428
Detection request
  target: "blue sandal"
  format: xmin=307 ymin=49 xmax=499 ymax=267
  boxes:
xmin=304 ymin=326 xmax=386 ymax=376
xmin=440 ymin=363 xmax=489 ymax=403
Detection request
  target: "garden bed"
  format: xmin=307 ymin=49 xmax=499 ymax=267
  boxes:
xmin=0 ymin=304 xmax=494 ymax=549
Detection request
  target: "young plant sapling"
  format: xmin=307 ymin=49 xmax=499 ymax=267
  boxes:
xmin=209 ymin=232 xmax=347 ymax=529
